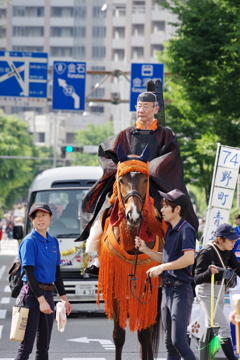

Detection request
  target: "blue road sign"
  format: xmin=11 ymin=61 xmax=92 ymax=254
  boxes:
xmin=52 ymin=61 xmax=86 ymax=111
xmin=130 ymin=63 xmax=164 ymax=111
xmin=0 ymin=51 xmax=48 ymax=107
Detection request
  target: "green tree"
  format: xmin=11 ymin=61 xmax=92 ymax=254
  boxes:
xmin=158 ymin=0 xmax=240 ymax=203
xmin=72 ymin=122 xmax=114 ymax=166
xmin=0 ymin=112 xmax=37 ymax=213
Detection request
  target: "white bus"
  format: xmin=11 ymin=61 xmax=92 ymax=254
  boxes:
xmin=14 ymin=166 xmax=103 ymax=303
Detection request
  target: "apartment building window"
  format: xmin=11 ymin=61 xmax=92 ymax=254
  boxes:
xmin=0 ymin=9 xmax=6 ymax=18
xmin=74 ymin=46 xmax=86 ymax=58
xmin=91 ymin=66 xmax=105 ymax=71
xmin=113 ymin=27 xmax=125 ymax=39
xmin=132 ymin=24 xmax=144 ymax=36
xmin=51 ymin=47 xmax=73 ymax=57
xmin=90 ymin=87 xmax=104 ymax=98
xmin=132 ymin=47 xmax=144 ymax=60
xmin=0 ymin=28 xmax=6 ymax=38
xmin=92 ymin=46 xmax=105 ymax=59
xmin=36 ymin=133 xmax=45 ymax=143
xmin=112 ymin=49 xmax=125 ymax=61
xmin=92 ymin=6 xmax=106 ymax=18
xmin=89 ymin=105 xmax=104 ymax=113
xmin=66 ymin=133 xmax=75 ymax=144
xmin=151 ymin=44 xmax=164 ymax=57
xmin=13 ymin=7 xmax=44 ymax=17
xmin=152 ymin=21 xmax=165 ymax=33
xmin=92 ymin=26 xmax=106 ymax=38
xmin=74 ymin=6 xmax=86 ymax=18
xmin=13 ymin=46 xmax=44 ymax=52
xmin=132 ymin=1 xmax=145 ymax=14
xmin=113 ymin=7 xmax=126 ymax=17
xmin=133 ymin=0 xmax=145 ymax=4
xmin=13 ymin=27 xmax=44 ymax=37
xmin=74 ymin=26 xmax=86 ymax=37
xmin=51 ymin=27 xmax=73 ymax=37
xmin=153 ymin=0 xmax=165 ymax=6
xmin=51 ymin=7 xmax=73 ymax=17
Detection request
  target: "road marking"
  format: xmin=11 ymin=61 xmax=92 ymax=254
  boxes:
xmin=4 ymin=285 xmax=10 ymax=293
xmin=0 ymin=297 xmax=10 ymax=304
xmin=67 ymin=337 xmax=114 ymax=350
xmin=0 ymin=265 xmax=6 ymax=279
xmin=67 ymin=337 xmax=112 ymax=345
xmin=0 ymin=309 xmax=7 ymax=319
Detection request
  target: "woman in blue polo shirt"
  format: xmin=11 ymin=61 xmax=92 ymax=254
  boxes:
xmin=15 ymin=202 xmax=72 ymax=360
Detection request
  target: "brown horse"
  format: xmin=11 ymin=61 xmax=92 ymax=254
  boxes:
xmin=96 ymin=144 xmax=167 ymax=360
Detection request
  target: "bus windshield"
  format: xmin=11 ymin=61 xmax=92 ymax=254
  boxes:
xmin=27 ymin=189 xmax=89 ymax=237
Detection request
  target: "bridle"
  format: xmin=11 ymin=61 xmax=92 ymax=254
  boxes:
xmin=122 ymin=190 xmax=144 ymax=204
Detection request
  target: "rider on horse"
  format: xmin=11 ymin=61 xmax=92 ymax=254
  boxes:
xmin=76 ymin=83 xmax=198 ymax=276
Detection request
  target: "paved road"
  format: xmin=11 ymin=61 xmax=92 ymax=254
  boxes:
xmin=0 ymin=240 xmax=227 ymax=359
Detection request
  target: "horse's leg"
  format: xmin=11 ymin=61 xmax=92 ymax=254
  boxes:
xmin=113 ymin=299 xmax=125 ymax=360
xmin=137 ymin=327 xmax=153 ymax=360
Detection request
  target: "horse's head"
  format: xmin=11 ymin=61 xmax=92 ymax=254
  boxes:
xmin=116 ymin=144 xmax=150 ymax=228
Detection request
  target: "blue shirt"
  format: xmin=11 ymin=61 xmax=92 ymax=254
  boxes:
xmin=163 ymin=218 xmax=196 ymax=283
xmin=233 ymin=239 xmax=240 ymax=261
xmin=235 ymin=225 xmax=240 ymax=236
xmin=19 ymin=228 xmax=61 ymax=283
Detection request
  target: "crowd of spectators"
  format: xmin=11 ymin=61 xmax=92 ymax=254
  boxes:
xmin=0 ymin=203 xmax=26 ymax=240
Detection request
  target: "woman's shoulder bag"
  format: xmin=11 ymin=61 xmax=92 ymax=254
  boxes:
xmin=8 ymin=235 xmax=36 ymax=298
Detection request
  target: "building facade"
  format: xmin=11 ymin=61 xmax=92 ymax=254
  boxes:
xmin=0 ymin=0 xmax=176 ymax=148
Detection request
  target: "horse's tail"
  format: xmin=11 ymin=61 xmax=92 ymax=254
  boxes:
xmin=152 ymin=287 xmax=162 ymax=358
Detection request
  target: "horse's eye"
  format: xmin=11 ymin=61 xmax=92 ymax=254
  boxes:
xmin=119 ymin=178 xmax=123 ymax=184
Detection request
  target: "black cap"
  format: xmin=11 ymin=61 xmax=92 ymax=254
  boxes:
xmin=236 ymin=214 xmax=240 ymax=220
xmin=158 ymin=189 xmax=189 ymax=212
xmin=214 ymin=223 xmax=240 ymax=240
xmin=29 ymin=202 xmax=52 ymax=217
xmin=137 ymin=92 xmax=157 ymax=103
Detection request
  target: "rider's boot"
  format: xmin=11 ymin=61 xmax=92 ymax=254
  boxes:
xmin=85 ymin=257 xmax=100 ymax=276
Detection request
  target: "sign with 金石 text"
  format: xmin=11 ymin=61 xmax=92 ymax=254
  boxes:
xmin=52 ymin=61 xmax=86 ymax=111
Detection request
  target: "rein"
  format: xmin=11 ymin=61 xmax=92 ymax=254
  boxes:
xmin=128 ymin=224 xmax=154 ymax=305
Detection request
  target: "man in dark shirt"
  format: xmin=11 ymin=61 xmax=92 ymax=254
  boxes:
xmin=135 ymin=189 xmax=196 ymax=360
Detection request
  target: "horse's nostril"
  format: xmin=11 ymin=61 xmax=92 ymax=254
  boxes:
xmin=126 ymin=212 xmax=131 ymax=221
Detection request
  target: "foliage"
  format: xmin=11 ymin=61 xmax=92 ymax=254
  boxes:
xmin=72 ymin=122 xmax=114 ymax=166
xmin=0 ymin=112 xmax=35 ymax=212
xmin=158 ymin=0 xmax=240 ymax=204
xmin=0 ymin=112 xmax=53 ymax=213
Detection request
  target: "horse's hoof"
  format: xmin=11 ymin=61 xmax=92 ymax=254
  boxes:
xmin=84 ymin=265 xmax=99 ymax=276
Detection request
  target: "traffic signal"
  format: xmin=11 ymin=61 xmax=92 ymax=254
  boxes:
xmin=61 ymin=146 xmax=83 ymax=158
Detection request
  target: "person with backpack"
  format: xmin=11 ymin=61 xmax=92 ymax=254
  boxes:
xmin=14 ymin=202 xmax=72 ymax=360
xmin=194 ymin=223 xmax=240 ymax=360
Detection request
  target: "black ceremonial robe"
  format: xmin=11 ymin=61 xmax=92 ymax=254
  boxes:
xmin=77 ymin=125 xmax=199 ymax=242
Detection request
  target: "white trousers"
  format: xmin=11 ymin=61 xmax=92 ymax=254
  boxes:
xmin=195 ymin=283 xmax=230 ymax=339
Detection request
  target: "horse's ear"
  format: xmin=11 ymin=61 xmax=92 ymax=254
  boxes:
xmin=117 ymin=144 xmax=129 ymax=163
xmin=139 ymin=144 xmax=151 ymax=163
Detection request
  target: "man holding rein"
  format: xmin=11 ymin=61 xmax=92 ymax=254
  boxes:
xmin=135 ymin=189 xmax=196 ymax=360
